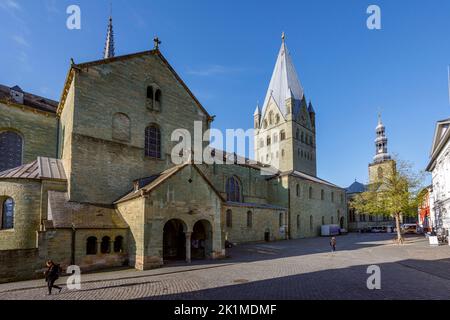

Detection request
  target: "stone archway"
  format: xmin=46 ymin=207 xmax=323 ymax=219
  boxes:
xmin=163 ymin=219 xmax=187 ymax=261
xmin=191 ymin=220 xmax=213 ymax=260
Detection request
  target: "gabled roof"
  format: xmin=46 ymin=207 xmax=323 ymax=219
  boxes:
xmin=57 ymin=49 xmax=212 ymax=120
xmin=346 ymin=181 xmax=367 ymax=194
xmin=115 ymin=162 xmax=225 ymax=204
xmin=0 ymin=84 xmax=58 ymax=113
xmin=261 ymin=38 xmax=304 ymax=119
xmin=426 ymin=118 xmax=450 ymax=171
xmin=0 ymin=157 xmax=66 ymax=181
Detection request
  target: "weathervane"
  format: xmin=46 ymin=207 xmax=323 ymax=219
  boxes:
xmin=154 ymin=36 xmax=161 ymax=50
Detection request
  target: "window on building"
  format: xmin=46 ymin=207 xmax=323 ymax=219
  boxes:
xmin=114 ymin=236 xmax=124 ymax=253
xmin=1 ymin=198 xmax=14 ymax=230
xmin=266 ymin=136 xmax=271 ymax=146
xmin=301 ymin=132 xmax=304 ymax=143
xmin=279 ymin=212 xmax=284 ymax=227
xmin=86 ymin=237 xmax=97 ymax=255
xmin=309 ymin=187 xmax=313 ymax=199
xmin=155 ymin=89 xmax=161 ymax=103
xmin=281 ymin=149 xmax=285 ymax=158
xmin=331 ymin=216 xmax=334 ymax=224
xmin=377 ymin=167 xmax=384 ymax=180
xmin=146 ymin=86 xmax=154 ymax=100
xmin=340 ymin=194 xmax=344 ymax=203
xmin=297 ymin=215 xmax=300 ymax=229
xmin=145 ymin=124 xmax=161 ymax=158
xmin=259 ymin=139 xmax=264 ymax=148
xmin=273 ymin=133 xmax=278 ymax=143
xmin=269 ymin=111 xmax=274 ymax=125
xmin=310 ymin=215 xmax=313 ymax=231
xmin=280 ymin=130 xmax=286 ymax=141
xmin=101 ymin=236 xmax=111 ymax=254
xmin=331 ymin=192 xmax=334 ymax=202
xmin=322 ymin=216 xmax=325 ymax=225
xmin=226 ymin=176 xmax=242 ymax=202
xmin=296 ymin=129 xmax=299 ymax=140
xmin=296 ymin=184 xmax=300 ymax=197
xmin=275 ymin=114 xmax=280 ymax=124
xmin=226 ymin=209 xmax=232 ymax=228
xmin=0 ymin=131 xmax=23 ymax=172
xmin=321 ymin=189 xmax=324 ymax=200
xmin=247 ymin=211 xmax=253 ymax=228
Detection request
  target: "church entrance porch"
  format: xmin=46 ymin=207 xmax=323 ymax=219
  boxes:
xmin=191 ymin=220 xmax=212 ymax=260
xmin=163 ymin=219 xmax=187 ymax=262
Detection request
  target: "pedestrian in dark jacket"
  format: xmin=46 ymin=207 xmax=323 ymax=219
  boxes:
xmin=44 ymin=260 xmax=62 ymax=295
xmin=330 ymin=237 xmax=337 ymax=252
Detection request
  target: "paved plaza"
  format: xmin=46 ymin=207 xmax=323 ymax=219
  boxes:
xmin=1 ymin=233 xmax=450 ymax=300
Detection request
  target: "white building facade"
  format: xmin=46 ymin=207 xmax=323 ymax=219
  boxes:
xmin=426 ymin=118 xmax=450 ymax=232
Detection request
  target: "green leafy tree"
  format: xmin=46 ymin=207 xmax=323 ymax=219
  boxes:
xmin=351 ymin=158 xmax=425 ymax=244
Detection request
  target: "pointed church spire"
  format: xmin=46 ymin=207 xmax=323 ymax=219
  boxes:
xmin=254 ymin=102 xmax=261 ymax=115
xmin=103 ymin=8 xmax=115 ymax=59
xmin=261 ymin=33 xmax=304 ymax=118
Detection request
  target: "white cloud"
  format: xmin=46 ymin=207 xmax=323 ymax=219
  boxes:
xmin=0 ymin=0 xmax=21 ymax=12
xmin=11 ymin=34 xmax=30 ymax=47
xmin=186 ymin=65 xmax=244 ymax=77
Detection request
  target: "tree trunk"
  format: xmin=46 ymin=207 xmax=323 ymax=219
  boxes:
xmin=394 ymin=212 xmax=403 ymax=244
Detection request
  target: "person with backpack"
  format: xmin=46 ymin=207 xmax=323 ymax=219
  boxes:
xmin=44 ymin=260 xmax=63 ymax=295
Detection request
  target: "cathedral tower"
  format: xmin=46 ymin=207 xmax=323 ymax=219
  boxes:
xmin=254 ymin=34 xmax=317 ymax=176
xmin=368 ymin=114 xmax=395 ymax=184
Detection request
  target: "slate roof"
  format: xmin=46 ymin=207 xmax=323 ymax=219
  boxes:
xmin=346 ymin=181 xmax=367 ymax=194
xmin=0 ymin=84 xmax=58 ymax=113
xmin=0 ymin=157 xmax=66 ymax=181
xmin=261 ymin=38 xmax=304 ymax=118
xmin=277 ymin=170 xmax=342 ymax=189
xmin=46 ymin=191 xmax=128 ymax=229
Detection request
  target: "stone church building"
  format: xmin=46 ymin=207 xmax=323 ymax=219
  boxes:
xmin=0 ymin=21 xmax=346 ymax=282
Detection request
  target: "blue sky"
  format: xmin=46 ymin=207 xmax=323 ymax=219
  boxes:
xmin=1 ymin=0 xmax=449 ymax=187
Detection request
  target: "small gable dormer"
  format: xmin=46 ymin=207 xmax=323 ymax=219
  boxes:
xmin=10 ymin=85 xmax=24 ymax=104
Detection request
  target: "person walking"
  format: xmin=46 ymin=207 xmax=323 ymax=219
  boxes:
xmin=330 ymin=237 xmax=337 ymax=252
xmin=44 ymin=260 xmax=63 ymax=295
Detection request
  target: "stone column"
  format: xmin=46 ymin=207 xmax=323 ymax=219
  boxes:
xmin=97 ymin=240 xmax=102 ymax=255
xmin=185 ymin=232 xmax=192 ymax=263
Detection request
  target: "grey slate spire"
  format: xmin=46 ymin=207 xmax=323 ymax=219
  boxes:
xmin=103 ymin=15 xmax=115 ymax=59
xmin=261 ymin=33 xmax=304 ymax=118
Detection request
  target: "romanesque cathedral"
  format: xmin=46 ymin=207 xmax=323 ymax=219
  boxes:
xmin=0 ymin=19 xmax=346 ymax=282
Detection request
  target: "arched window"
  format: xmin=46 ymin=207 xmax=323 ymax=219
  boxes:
xmin=301 ymin=132 xmax=304 ymax=143
xmin=146 ymin=86 xmax=154 ymax=99
xmin=331 ymin=192 xmax=335 ymax=202
xmin=297 ymin=215 xmax=300 ymax=229
xmin=226 ymin=176 xmax=242 ymax=202
xmin=296 ymin=129 xmax=299 ymax=140
xmin=101 ymin=236 xmax=111 ymax=254
xmin=275 ymin=114 xmax=280 ymax=124
xmin=296 ymin=184 xmax=300 ymax=197
xmin=155 ymin=89 xmax=161 ymax=103
xmin=247 ymin=211 xmax=252 ymax=228
xmin=145 ymin=124 xmax=161 ymax=158
xmin=280 ymin=130 xmax=286 ymax=141
xmin=86 ymin=237 xmax=97 ymax=255
xmin=321 ymin=189 xmax=324 ymax=200
xmin=112 ymin=113 xmax=131 ymax=142
xmin=309 ymin=215 xmax=313 ymax=231
xmin=0 ymin=131 xmax=23 ymax=172
xmin=1 ymin=198 xmax=14 ymax=230
xmin=114 ymin=236 xmax=124 ymax=253
xmin=279 ymin=212 xmax=284 ymax=227
xmin=266 ymin=136 xmax=271 ymax=146
xmin=309 ymin=187 xmax=313 ymax=199
xmin=226 ymin=209 xmax=232 ymax=228
xmin=269 ymin=111 xmax=274 ymax=125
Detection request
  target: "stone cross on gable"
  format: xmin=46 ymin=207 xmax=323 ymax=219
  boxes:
xmin=154 ymin=37 xmax=161 ymax=50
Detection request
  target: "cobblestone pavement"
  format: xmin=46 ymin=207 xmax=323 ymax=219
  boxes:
xmin=1 ymin=233 xmax=450 ymax=300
